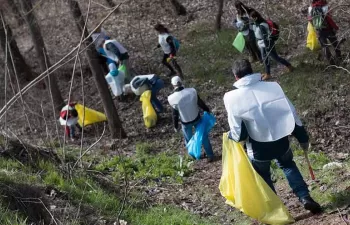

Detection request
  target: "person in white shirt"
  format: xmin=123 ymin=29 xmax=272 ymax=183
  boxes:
xmin=223 ymin=59 xmax=321 ymax=214
xmin=250 ymin=11 xmax=292 ymax=80
xmin=154 ymin=24 xmax=183 ymax=78
xmin=99 ymin=38 xmax=132 ymax=81
xmin=130 ymin=74 xmax=164 ymax=113
xmin=168 ymin=76 xmax=214 ymax=162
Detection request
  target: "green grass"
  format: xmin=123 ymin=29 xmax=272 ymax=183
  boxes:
xmin=0 ymin=153 xmax=210 ymax=225
xmin=181 ymin=24 xmax=238 ymax=85
xmin=95 ymin=142 xmax=193 ymax=183
xmin=0 ymin=206 xmax=27 ymax=225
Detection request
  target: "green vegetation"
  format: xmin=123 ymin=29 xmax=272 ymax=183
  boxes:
xmin=181 ymin=24 xmax=238 ymax=85
xmin=95 ymin=142 xmax=193 ymax=183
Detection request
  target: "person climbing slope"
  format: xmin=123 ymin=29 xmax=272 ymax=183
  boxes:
xmin=250 ymin=11 xmax=293 ymax=80
xmin=233 ymin=1 xmax=261 ymax=63
xmin=154 ymin=24 xmax=183 ymax=78
xmin=59 ymin=101 xmax=81 ymax=141
xmin=308 ymin=0 xmax=341 ymax=65
xmin=168 ymin=76 xmax=214 ymax=162
xmin=223 ymin=59 xmax=322 ymax=214
xmin=129 ymin=74 xmax=164 ymax=114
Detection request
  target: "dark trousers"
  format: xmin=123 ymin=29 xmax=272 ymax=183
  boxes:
xmin=260 ymin=43 xmax=291 ymax=75
xmin=317 ymin=29 xmax=341 ymax=65
xmin=162 ymin=53 xmax=183 ymax=77
xmin=251 ymin=149 xmax=309 ymax=199
xmin=245 ymin=32 xmax=261 ymax=62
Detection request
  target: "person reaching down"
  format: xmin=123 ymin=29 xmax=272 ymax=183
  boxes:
xmin=168 ymin=76 xmax=214 ymax=162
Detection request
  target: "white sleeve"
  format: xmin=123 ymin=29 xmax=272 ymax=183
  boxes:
xmin=224 ymin=95 xmax=244 ymax=142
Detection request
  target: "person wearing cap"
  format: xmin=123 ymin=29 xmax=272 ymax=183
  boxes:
xmin=130 ymin=74 xmax=164 ymax=113
xmin=168 ymin=76 xmax=214 ymax=162
xmin=223 ymin=59 xmax=322 ymax=214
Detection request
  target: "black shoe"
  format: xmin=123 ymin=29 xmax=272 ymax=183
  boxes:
xmin=301 ymin=196 xmax=322 ymax=214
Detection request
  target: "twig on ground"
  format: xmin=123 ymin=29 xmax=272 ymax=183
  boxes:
xmin=337 ymin=208 xmax=349 ymax=225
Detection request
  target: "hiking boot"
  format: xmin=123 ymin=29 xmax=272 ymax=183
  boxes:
xmin=301 ymin=196 xmax=322 ymax=214
xmin=167 ymin=71 xmax=177 ymax=77
xmin=261 ymin=73 xmax=272 ymax=81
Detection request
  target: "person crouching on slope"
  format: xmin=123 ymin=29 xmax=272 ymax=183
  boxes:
xmin=223 ymin=59 xmax=322 ymax=213
xmin=250 ymin=11 xmax=293 ymax=80
xmin=168 ymin=76 xmax=214 ymax=162
xmin=154 ymin=24 xmax=184 ymax=78
xmin=130 ymin=74 xmax=165 ymax=114
xmin=59 ymin=102 xmax=81 ymax=141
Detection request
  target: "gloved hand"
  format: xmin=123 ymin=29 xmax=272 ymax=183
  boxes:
xmin=166 ymin=54 xmax=176 ymax=63
xmin=300 ymin=142 xmax=310 ymax=152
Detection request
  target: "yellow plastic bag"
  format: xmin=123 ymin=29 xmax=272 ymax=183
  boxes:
xmin=306 ymin=22 xmax=321 ymax=51
xmin=219 ymin=134 xmax=294 ymax=225
xmin=75 ymin=104 xmax=107 ymax=127
xmin=140 ymin=90 xmax=157 ymax=128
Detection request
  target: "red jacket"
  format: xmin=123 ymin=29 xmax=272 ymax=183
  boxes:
xmin=308 ymin=0 xmax=339 ymax=31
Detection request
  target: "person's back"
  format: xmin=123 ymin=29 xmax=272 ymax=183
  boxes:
xmin=168 ymin=87 xmax=199 ymax=123
xmin=224 ymin=74 xmax=295 ymax=142
xmin=224 ymin=59 xmax=322 ymax=214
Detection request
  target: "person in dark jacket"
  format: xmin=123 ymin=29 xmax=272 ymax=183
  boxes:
xmin=168 ymin=76 xmax=214 ymax=162
xmin=233 ymin=1 xmax=261 ymax=62
xmin=154 ymin=24 xmax=183 ymax=78
xmin=308 ymin=0 xmax=341 ymax=65
xmin=224 ymin=59 xmax=322 ymax=214
xmin=250 ymin=11 xmax=293 ymax=80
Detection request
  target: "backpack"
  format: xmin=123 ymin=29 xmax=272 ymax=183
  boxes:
xmin=266 ymin=19 xmax=280 ymax=41
xmin=171 ymin=36 xmax=180 ymax=51
xmin=311 ymin=7 xmax=326 ymax=30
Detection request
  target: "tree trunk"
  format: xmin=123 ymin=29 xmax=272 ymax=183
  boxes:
xmin=169 ymin=0 xmax=187 ymax=16
xmin=5 ymin=0 xmax=25 ymax=25
xmin=0 ymin=13 xmax=34 ymax=82
xmin=18 ymin=0 xmax=64 ymax=111
xmin=215 ymin=0 xmax=224 ymax=31
xmin=67 ymin=0 xmax=126 ymax=139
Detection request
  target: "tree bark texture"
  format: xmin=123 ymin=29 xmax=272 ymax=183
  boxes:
xmin=0 ymin=13 xmax=34 ymax=82
xmin=67 ymin=0 xmax=126 ymax=139
xmin=215 ymin=0 xmax=224 ymax=31
xmin=18 ymin=0 xmax=64 ymax=111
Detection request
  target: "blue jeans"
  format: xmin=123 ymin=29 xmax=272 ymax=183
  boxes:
xmin=261 ymin=44 xmax=291 ymax=75
xmin=151 ymin=79 xmax=164 ymax=113
xmin=250 ymin=149 xmax=309 ymax=199
xmin=181 ymin=120 xmax=214 ymax=158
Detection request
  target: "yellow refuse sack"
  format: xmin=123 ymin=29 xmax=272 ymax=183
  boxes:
xmin=75 ymin=104 xmax=107 ymax=127
xmin=140 ymin=90 xmax=157 ymax=128
xmin=306 ymin=22 xmax=321 ymax=51
xmin=219 ymin=134 xmax=294 ymax=225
